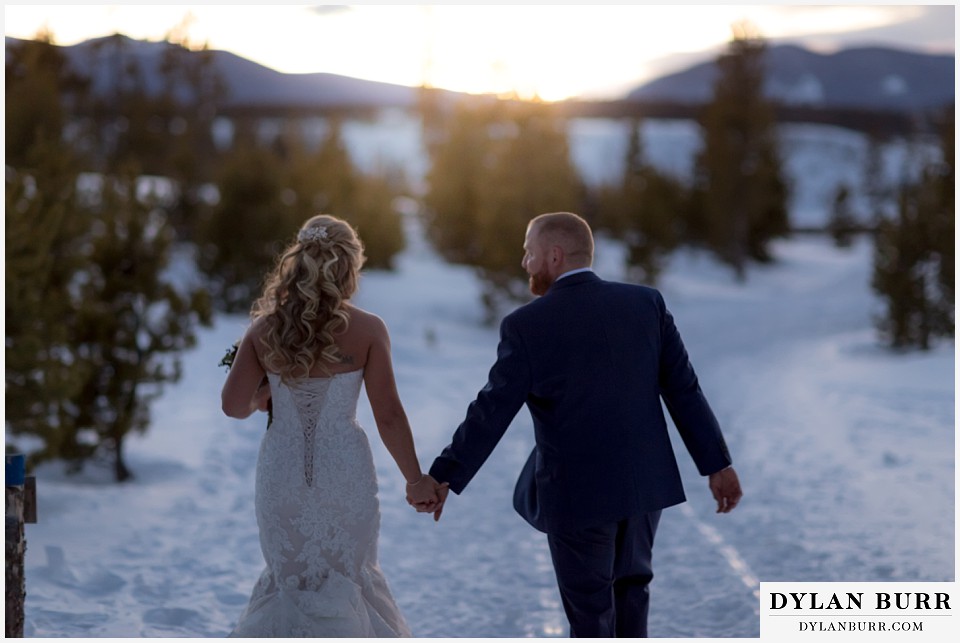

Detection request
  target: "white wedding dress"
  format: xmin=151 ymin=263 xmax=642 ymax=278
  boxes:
xmin=230 ymin=369 xmax=411 ymax=637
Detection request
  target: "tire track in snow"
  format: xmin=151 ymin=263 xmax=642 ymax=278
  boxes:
xmin=679 ymin=503 xmax=761 ymax=615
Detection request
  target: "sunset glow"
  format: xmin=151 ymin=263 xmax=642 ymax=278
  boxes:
xmin=4 ymin=4 xmax=954 ymax=101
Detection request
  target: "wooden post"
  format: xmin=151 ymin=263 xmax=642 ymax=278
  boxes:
xmin=6 ymin=453 xmax=36 ymax=639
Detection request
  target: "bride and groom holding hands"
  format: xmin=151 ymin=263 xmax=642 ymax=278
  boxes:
xmin=221 ymin=211 xmax=742 ymax=638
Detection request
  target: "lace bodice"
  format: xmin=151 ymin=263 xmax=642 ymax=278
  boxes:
xmin=267 ymin=370 xmax=363 ymax=486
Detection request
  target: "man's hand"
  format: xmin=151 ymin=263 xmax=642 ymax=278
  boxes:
xmin=432 ymin=482 xmax=450 ymax=522
xmin=708 ymin=466 xmax=742 ymax=514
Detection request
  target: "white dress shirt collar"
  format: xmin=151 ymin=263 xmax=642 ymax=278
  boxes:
xmin=556 ymin=267 xmax=594 ymax=282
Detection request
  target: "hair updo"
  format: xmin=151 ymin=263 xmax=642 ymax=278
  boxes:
xmin=252 ymin=214 xmax=366 ymax=380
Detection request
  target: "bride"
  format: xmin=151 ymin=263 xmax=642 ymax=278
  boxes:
xmin=221 ymin=214 xmax=444 ymax=637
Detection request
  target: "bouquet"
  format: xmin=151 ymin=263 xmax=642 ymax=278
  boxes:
xmin=218 ymin=342 xmax=239 ymax=370
xmin=221 ymin=342 xmax=273 ymax=428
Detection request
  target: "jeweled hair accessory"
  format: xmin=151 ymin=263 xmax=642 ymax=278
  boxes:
xmin=298 ymin=226 xmax=330 ymax=244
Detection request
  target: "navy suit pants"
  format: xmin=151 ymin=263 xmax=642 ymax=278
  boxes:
xmin=546 ymin=511 xmax=662 ymax=638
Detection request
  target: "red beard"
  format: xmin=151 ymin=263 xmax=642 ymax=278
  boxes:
xmin=529 ymin=270 xmax=553 ymax=296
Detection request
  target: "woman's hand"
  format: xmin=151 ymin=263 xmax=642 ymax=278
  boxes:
xmin=405 ymin=475 xmax=447 ymax=513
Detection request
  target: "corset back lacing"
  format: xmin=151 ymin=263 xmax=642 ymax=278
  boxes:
xmin=287 ymin=379 xmax=333 ymax=487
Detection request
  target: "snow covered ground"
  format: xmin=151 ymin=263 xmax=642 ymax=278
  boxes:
xmin=19 ymin=213 xmax=953 ymax=638
xmin=14 ymin=117 xmax=953 ymax=638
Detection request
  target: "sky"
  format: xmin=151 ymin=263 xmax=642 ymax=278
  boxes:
xmin=3 ymin=3 xmax=957 ymax=101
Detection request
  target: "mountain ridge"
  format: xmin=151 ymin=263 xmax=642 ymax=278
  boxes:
xmin=6 ymin=35 xmax=953 ymax=113
xmin=628 ymin=43 xmax=954 ymax=111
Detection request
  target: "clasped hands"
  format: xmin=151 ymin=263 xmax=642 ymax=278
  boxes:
xmin=407 ymin=468 xmax=743 ymax=521
xmin=405 ymin=475 xmax=449 ymax=522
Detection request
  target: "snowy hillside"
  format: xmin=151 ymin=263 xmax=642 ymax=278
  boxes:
xmin=340 ymin=112 xmax=939 ymax=230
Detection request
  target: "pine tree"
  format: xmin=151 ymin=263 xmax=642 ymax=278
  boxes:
xmin=478 ymin=100 xmax=583 ymax=295
xmin=862 ymin=131 xmax=892 ymax=225
xmin=85 ymin=34 xmax=170 ymax=173
xmin=6 ymin=32 xmax=212 ymax=479
xmin=288 ymin=118 xmax=359 ymax=216
xmin=828 ymin=183 xmax=858 ymax=248
xmin=595 ymin=118 xmax=684 ymax=283
xmin=417 ymin=85 xmax=448 ymax=157
xmin=422 ymin=99 xmax=498 ymax=266
xmin=199 ymin=113 xmax=409 ymax=313
xmin=423 ymin=99 xmax=583 ymax=316
xmin=692 ymin=22 xmax=790 ymax=280
xmin=5 ymin=32 xmax=95 ymax=468
xmin=198 ymin=124 xmax=292 ymax=311
xmin=5 ymin=126 xmax=95 ymax=470
xmin=871 ymin=108 xmax=954 ymax=350
xmin=929 ymin=107 xmax=954 ymax=324
xmin=156 ymin=25 xmax=227 ymax=239
xmin=871 ymin=184 xmax=936 ymax=349
xmin=347 ymin=168 xmax=407 ymax=270
xmin=5 ymin=30 xmax=89 ymax=167
xmin=70 ymin=165 xmax=212 ymax=480
xmin=284 ymin=119 xmax=406 ymax=269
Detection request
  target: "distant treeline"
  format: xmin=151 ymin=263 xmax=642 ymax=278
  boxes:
xmin=555 ymin=100 xmax=930 ymax=138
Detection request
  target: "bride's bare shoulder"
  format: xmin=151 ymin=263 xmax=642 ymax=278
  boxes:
xmin=248 ymin=315 xmax=270 ymax=334
xmin=344 ymin=304 xmax=389 ymax=338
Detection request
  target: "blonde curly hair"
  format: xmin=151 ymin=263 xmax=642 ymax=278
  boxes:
xmin=251 ymin=214 xmax=366 ymax=381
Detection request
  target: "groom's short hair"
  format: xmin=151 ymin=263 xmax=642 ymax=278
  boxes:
xmin=531 ymin=212 xmax=594 ymax=263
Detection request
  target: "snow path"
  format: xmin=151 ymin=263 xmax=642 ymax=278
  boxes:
xmin=21 ymin=226 xmax=953 ymax=638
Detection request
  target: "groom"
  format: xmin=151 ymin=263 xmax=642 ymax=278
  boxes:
xmin=423 ymin=212 xmax=742 ymax=638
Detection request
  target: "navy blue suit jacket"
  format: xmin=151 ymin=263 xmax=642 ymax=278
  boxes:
xmin=429 ymin=272 xmax=732 ymax=534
